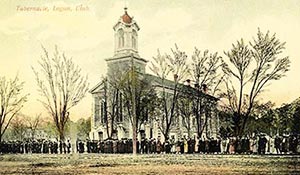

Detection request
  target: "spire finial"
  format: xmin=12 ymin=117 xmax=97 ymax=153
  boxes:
xmin=121 ymin=0 xmax=132 ymax=24
xmin=124 ymin=0 xmax=128 ymax=13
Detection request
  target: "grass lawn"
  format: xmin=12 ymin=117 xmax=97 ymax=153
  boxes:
xmin=0 ymin=154 xmax=299 ymax=174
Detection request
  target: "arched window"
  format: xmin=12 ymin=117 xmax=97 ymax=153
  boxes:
xmin=132 ymin=30 xmax=137 ymax=49
xmin=118 ymin=29 xmax=124 ymax=48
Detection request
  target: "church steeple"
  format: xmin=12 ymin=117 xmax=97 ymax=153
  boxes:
xmin=106 ymin=8 xmax=147 ymax=75
xmin=113 ymin=8 xmax=140 ymax=57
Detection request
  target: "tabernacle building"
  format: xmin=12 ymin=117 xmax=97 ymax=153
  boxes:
xmin=89 ymin=8 xmax=219 ymax=142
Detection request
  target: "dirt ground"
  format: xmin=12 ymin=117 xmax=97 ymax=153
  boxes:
xmin=0 ymin=154 xmax=299 ymax=175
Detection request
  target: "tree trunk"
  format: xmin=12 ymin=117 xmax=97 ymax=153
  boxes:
xmin=196 ymin=112 xmax=202 ymax=138
xmin=59 ymin=130 xmax=65 ymax=142
xmin=163 ymin=131 xmax=168 ymax=143
xmin=132 ymin=121 xmax=137 ymax=154
xmin=132 ymin=86 xmax=137 ymax=154
xmin=187 ymin=127 xmax=191 ymax=139
xmin=195 ymin=96 xmax=203 ymax=139
xmin=131 ymin=56 xmax=137 ymax=155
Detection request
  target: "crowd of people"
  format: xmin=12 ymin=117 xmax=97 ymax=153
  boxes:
xmin=1 ymin=134 xmax=299 ymax=155
xmin=0 ymin=139 xmax=71 ymax=154
xmin=79 ymin=134 xmax=300 ymax=155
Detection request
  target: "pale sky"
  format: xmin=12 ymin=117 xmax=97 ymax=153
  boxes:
xmin=0 ymin=0 xmax=299 ymax=121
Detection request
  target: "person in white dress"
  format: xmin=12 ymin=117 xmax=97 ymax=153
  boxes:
xmin=221 ymin=137 xmax=229 ymax=154
xmin=269 ymin=136 xmax=276 ymax=154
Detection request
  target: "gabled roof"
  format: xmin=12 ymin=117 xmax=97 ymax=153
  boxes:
xmin=89 ymin=80 xmax=105 ymax=94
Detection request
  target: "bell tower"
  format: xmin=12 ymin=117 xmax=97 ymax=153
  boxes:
xmin=113 ymin=7 xmax=140 ymax=57
xmin=106 ymin=8 xmax=147 ymax=74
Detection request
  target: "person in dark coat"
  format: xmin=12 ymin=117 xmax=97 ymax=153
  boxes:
xmin=136 ymin=140 xmax=140 ymax=154
xmin=59 ymin=140 xmax=63 ymax=154
xmin=140 ymin=138 xmax=145 ymax=154
xmin=187 ymin=138 xmax=193 ymax=154
xmin=180 ymin=138 xmax=184 ymax=154
xmin=199 ymin=139 xmax=205 ymax=154
xmin=79 ymin=141 xmax=84 ymax=153
xmin=275 ymin=135 xmax=282 ymax=154
xmin=53 ymin=140 xmax=58 ymax=154
xmin=67 ymin=140 xmax=71 ymax=153
xmin=164 ymin=139 xmax=171 ymax=154
xmin=258 ymin=135 xmax=268 ymax=154
xmin=191 ymin=137 xmax=196 ymax=153
xmin=244 ymin=137 xmax=250 ymax=154
xmin=235 ymin=137 xmax=242 ymax=154
xmin=210 ymin=138 xmax=217 ymax=154
xmin=205 ymin=138 xmax=210 ymax=154
xmin=156 ymin=139 xmax=162 ymax=154
xmin=290 ymin=135 xmax=297 ymax=154
xmin=86 ymin=139 xmax=91 ymax=153
xmin=144 ymin=138 xmax=149 ymax=154
xmin=216 ymin=137 xmax=221 ymax=154
xmin=151 ymin=139 xmax=156 ymax=154
xmin=127 ymin=139 xmax=133 ymax=153
xmin=43 ymin=140 xmax=49 ymax=154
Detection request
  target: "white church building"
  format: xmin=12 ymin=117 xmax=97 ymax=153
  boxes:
xmin=89 ymin=8 xmax=219 ymax=142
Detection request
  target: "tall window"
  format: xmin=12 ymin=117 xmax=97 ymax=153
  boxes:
xmin=101 ymin=99 xmax=107 ymax=124
xmin=94 ymin=97 xmax=100 ymax=124
xmin=132 ymin=30 xmax=137 ymax=49
xmin=100 ymin=99 xmax=104 ymax=123
xmin=118 ymin=29 xmax=124 ymax=48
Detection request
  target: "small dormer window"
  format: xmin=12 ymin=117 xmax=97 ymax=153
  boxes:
xmin=118 ymin=29 xmax=124 ymax=48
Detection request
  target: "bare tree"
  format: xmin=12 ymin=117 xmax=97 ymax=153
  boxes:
xmin=33 ymin=46 xmax=89 ymax=142
xmin=106 ymin=57 xmax=157 ymax=154
xmin=0 ymin=75 xmax=28 ymax=143
xmin=9 ymin=114 xmax=27 ymax=140
xmin=190 ymin=49 xmax=223 ymax=138
xmin=26 ymin=114 xmax=43 ymax=140
xmin=222 ymin=29 xmax=291 ymax=136
xmin=191 ymin=49 xmax=224 ymax=96
xmin=121 ymin=61 xmax=156 ymax=154
xmin=101 ymin=77 xmax=121 ymax=139
xmin=150 ymin=45 xmax=189 ymax=141
xmin=100 ymin=65 xmax=131 ymax=140
xmin=177 ymin=88 xmax=194 ymax=138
